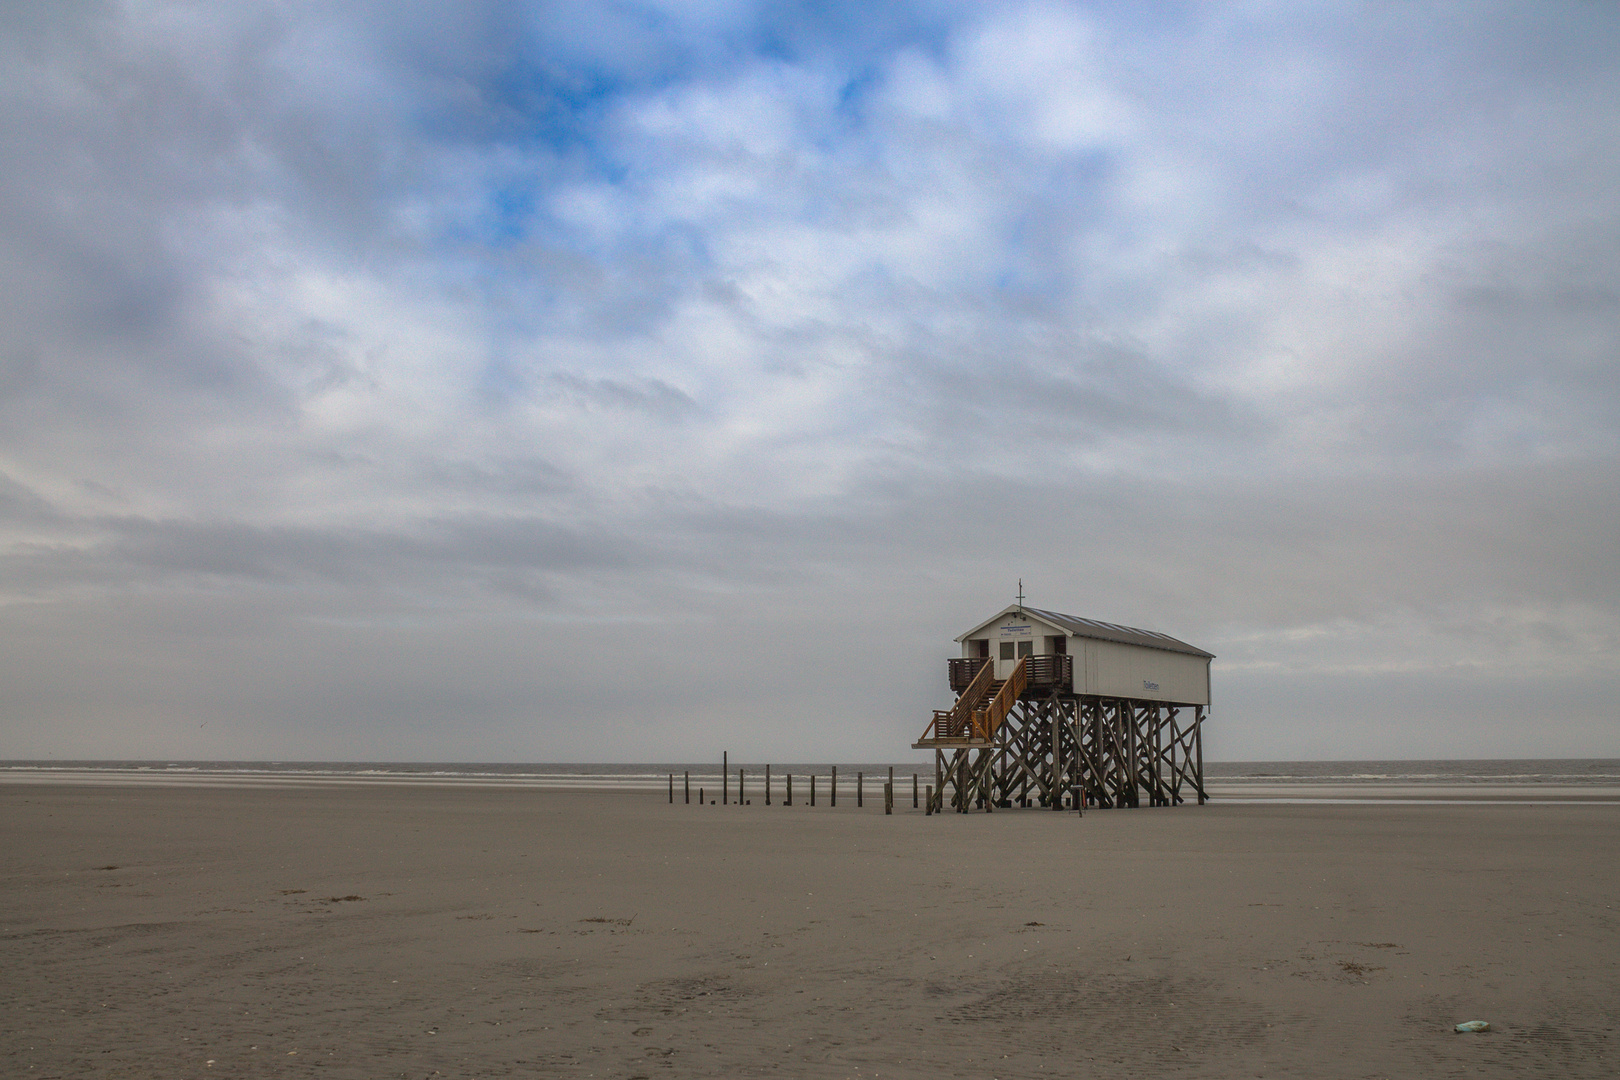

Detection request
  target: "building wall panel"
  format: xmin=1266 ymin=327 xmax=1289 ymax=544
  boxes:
xmin=1078 ymin=637 xmax=1210 ymax=705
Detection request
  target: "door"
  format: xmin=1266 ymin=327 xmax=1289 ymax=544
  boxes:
xmin=996 ymin=637 xmax=1034 ymax=680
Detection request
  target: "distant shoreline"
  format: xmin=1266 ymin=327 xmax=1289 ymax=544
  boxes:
xmin=3 ymin=758 xmax=1617 ymax=801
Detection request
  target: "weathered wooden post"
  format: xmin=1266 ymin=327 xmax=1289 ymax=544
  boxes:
xmin=1051 ymin=710 xmax=1062 ymax=811
xmin=765 ymin=764 xmax=771 ymax=806
xmin=912 ymin=773 xmax=919 ymax=809
xmin=669 ymin=774 xmax=673 ymax=803
xmin=786 ymin=773 xmax=793 ymax=806
xmin=831 ymin=766 xmax=837 ymax=807
xmin=857 ymin=771 xmax=863 ymax=808
xmin=684 ymin=771 xmax=690 ymax=804
xmin=1195 ymin=705 xmax=1207 ymax=805
xmin=810 ymin=774 xmax=817 ymax=806
xmin=723 ymin=751 xmax=728 ymax=805
xmin=885 ymin=782 xmax=893 ymax=815
xmin=739 ymin=768 xmax=745 ymax=805
xmin=925 ymin=784 xmax=933 ymax=815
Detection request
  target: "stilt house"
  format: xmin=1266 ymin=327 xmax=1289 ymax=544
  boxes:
xmin=914 ymin=604 xmax=1213 ymax=812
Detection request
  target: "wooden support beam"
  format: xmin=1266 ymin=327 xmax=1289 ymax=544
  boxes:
xmin=1195 ymin=705 xmax=1207 ymax=804
xmin=1050 ymin=696 xmax=1062 ymax=811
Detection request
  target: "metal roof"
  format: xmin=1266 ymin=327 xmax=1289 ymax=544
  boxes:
xmin=956 ymin=605 xmax=1214 ymax=659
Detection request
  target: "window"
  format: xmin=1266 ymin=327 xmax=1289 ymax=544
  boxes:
xmin=999 ymin=641 xmax=1015 ymax=660
xmin=1016 ymin=640 xmax=1033 ymax=658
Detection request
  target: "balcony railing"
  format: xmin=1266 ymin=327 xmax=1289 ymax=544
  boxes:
xmin=947 ymin=653 xmax=1071 ymax=692
xmin=1025 ymin=653 xmax=1072 ymax=688
xmin=947 ymin=656 xmax=991 ymax=692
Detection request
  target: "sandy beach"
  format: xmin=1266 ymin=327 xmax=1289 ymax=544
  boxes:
xmin=3 ymin=782 xmax=1616 ymax=1079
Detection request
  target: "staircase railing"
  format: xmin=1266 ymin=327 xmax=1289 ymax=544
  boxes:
xmin=976 ymin=656 xmax=1027 ymax=739
xmin=926 ymin=658 xmax=996 ymax=741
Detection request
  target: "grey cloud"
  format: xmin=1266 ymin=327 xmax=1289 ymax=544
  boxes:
xmin=542 ymin=372 xmax=702 ymax=419
xmin=0 ymin=472 xmax=59 ymax=525
xmin=2 ymin=514 xmax=642 ymax=601
xmin=420 ymin=456 xmax=574 ymax=496
xmin=900 ymin=340 xmax=1256 ymax=445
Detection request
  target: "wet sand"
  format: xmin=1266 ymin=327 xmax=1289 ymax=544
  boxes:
xmin=3 ymin=783 xmax=1616 ymax=1078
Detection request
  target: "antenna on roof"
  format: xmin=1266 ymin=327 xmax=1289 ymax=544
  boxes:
xmin=1016 ymin=578 xmax=1025 ymax=607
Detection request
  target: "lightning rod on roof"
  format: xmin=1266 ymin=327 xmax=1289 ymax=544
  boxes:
xmin=1016 ymin=578 xmax=1025 ymax=607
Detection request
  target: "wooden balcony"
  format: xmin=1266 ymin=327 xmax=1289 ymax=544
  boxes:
xmin=1025 ymin=653 xmax=1072 ymax=689
xmin=947 ymin=656 xmax=991 ymax=692
xmin=947 ymin=654 xmax=1071 ymax=694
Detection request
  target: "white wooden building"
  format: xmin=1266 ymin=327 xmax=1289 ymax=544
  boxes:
xmin=955 ymin=605 xmax=1212 ymax=706
xmin=917 ymin=603 xmax=1213 ymax=813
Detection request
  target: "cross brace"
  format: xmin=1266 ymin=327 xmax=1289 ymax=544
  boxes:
xmin=930 ymin=695 xmax=1206 ymax=813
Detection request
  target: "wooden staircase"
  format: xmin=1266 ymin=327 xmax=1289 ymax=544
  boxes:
xmin=913 ymin=657 xmax=1027 ymax=747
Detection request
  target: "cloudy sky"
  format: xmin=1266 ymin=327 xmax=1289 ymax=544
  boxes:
xmin=2 ymin=1 xmax=1616 ymax=763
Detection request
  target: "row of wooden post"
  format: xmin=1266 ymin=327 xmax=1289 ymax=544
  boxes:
xmin=669 ymin=758 xmax=919 ymax=815
xmin=661 ymin=764 xmax=1076 ymax=817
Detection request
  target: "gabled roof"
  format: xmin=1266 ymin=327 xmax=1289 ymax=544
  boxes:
xmin=956 ymin=604 xmax=1214 ymax=659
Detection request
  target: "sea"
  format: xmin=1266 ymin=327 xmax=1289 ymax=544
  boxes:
xmin=2 ymin=758 xmax=1618 ymax=802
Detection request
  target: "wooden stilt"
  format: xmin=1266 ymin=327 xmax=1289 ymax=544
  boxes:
xmin=1050 ymin=700 xmax=1062 ymax=810
xmin=1195 ymin=705 xmax=1207 ymax=804
xmin=914 ymin=686 xmax=1207 ymax=818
